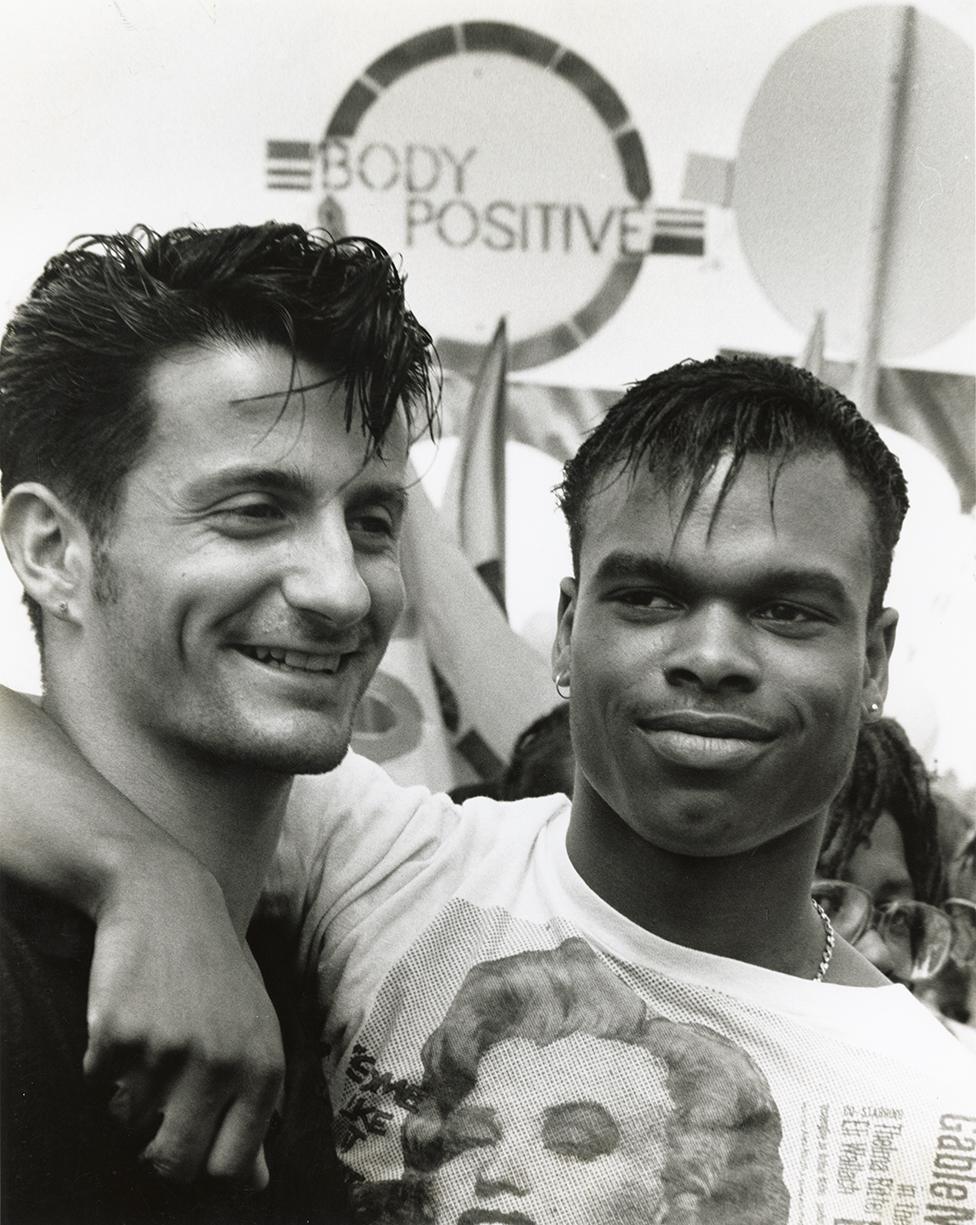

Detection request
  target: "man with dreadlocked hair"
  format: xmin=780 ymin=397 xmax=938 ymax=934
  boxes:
xmin=2 ymin=354 xmax=974 ymax=1224
xmin=815 ymin=718 xmax=976 ymax=1038
xmin=819 ymin=718 xmax=947 ymax=906
xmin=448 ymin=704 xmax=574 ymax=803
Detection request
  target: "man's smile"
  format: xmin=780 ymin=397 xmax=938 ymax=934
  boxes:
xmin=634 ymin=710 xmax=776 ymax=771
xmin=636 ymin=710 xmax=775 ymax=740
xmin=234 ymin=644 xmax=348 ymax=674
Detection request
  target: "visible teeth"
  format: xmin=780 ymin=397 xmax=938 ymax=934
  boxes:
xmin=243 ymin=645 xmax=341 ymax=674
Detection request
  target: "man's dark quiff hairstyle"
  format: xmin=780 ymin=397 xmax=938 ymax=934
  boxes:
xmin=818 ymin=718 xmax=948 ymax=906
xmin=0 ymin=222 xmax=439 ymax=639
xmin=557 ymin=355 xmax=909 ymax=619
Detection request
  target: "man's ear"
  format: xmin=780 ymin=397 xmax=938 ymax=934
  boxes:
xmin=551 ymin=576 xmax=577 ymax=682
xmin=862 ymin=606 xmax=898 ymax=720
xmin=1 ymin=483 xmax=90 ymax=622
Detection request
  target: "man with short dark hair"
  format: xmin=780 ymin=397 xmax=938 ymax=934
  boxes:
xmin=0 ymin=222 xmax=436 ymax=1222
xmin=2 ymin=355 xmax=973 ymax=1223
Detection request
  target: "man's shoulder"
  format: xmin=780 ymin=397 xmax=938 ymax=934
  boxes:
xmin=288 ymin=750 xmax=426 ymax=815
xmin=285 ymin=753 xmax=567 ymax=847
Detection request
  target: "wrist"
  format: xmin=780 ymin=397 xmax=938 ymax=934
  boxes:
xmin=92 ymin=832 xmax=220 ymax=928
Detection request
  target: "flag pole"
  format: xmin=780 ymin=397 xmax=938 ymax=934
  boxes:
xmin=850 ymin=5 xmax=915 ymax=419
xmin=799 ymin=310 xmax=826 ymax=378
xmin=441 ymin=318 xmax=509 ymax=611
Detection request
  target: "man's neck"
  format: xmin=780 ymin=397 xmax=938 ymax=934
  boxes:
xmin=42 ymin=692 xmax=290 ymax=937
xmin=566 ymin=784 xmax=829 ymax=979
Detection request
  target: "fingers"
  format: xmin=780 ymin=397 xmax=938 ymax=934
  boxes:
xmin=142 ymin=1053 xmax=282 ymax=1186
xmin=85 ymin=1043 xmax=172 ymax=1147
xmin=81 ymin=869 xmax=287 ymax=1187
xmin=85 ymin=1037 xmax=282 ymax=1186
xmin=205 ymin=1067 xmax=282 ymax=1185
xmin=106 ymin=1069 xmax=166 ymax=1149
xmin=138 ymin=1061 xmax=237 ymax=1184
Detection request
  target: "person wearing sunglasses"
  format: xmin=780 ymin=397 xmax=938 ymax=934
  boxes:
xmin=816 ymin=717 xmax=975 ymax=1031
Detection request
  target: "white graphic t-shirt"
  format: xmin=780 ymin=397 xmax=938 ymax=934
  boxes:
xmin=271 ymin=752 xmax=976 ymax=1225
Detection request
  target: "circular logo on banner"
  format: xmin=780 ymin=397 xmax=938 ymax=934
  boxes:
xmin=351 ymin=670 xmax=425 ymax=764
xmin=318 ymin=22 xmax=652 ymax=371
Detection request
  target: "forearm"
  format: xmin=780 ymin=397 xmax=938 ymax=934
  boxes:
xmin=0 ymin=683 xmax=201 ymax=919
xmin=0 ymin=684 xmax=285 ymax=1184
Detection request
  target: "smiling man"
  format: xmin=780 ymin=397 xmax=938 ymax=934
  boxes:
xmin=2 ymin=355 xmax=974 ymax=1224
xmin=0 ymin=222 xmax=436 ymax=1223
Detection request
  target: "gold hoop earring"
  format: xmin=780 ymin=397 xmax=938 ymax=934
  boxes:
xmin=554 ymin=674 xmax=570 ymax=701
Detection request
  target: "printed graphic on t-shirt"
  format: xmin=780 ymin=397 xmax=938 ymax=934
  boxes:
xmin=339 ymin=937 xmax=789 ymax=1223
xmin=324 ymin=894 xmax=975 ymax=1225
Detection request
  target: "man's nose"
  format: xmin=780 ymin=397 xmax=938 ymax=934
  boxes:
xmin=280 ymin=515 xmax=371 ymax=627
xmin=663 ymin=603 xmax=760 ymax=694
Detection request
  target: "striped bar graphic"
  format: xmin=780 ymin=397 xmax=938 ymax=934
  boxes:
xmin=650 ymin=206 xmax=705 ymax=256
xmin=266 ymin=140 xmax=315 ymax=191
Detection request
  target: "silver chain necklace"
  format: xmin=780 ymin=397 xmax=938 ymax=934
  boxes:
xmin=811 ymin=898 xmax=836 ymax=982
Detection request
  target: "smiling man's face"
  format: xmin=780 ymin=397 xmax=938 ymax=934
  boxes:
xmin=557 ymin=450 xmax=895 ymax=858
xmin=72 ymin=339 xmax=407 ymax=775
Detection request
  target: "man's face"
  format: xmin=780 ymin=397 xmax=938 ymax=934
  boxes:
xmin=72 ymin=339 xmax=407 ymax=775
xmin=557 ymin=451 xmax=895 ymax=856
xmin=428 ymin=1033 xmax=671 ymax=1224
xmin=845 ymin=812 xmax=914 ymax=976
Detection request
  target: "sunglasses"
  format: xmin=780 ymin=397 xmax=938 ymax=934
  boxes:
xmin=811 ymin=880 xmax=976 ymax=983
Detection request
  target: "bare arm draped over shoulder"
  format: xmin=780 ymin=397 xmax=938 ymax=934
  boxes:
xmin=0 ymin=683 xmax=287 ymax=1185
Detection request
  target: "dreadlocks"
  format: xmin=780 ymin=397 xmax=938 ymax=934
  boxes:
xmin=819 ymin=718 xmax=948 ymax=905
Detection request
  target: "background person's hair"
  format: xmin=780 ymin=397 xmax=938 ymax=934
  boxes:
xmin=818 ymin=717 xmax=948 ymax=905
xmin=499 ymin=704 xmax=573 ymax=800
xmin=0 ymin=222 xmax=438 ymax=641
xmin=557 ymin=355 xmax=908 ymax=620
xmin=400 ymin=938 xmax=789 ymax=1225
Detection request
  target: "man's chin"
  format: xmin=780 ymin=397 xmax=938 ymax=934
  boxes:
xmin=253 ymin=728 xmax=354 ymax=776
xmin=194 ymin=722 xmax=353 ymax=777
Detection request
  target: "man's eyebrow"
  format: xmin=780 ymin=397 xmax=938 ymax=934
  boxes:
xmin=183 ymin=465 xmax=313 ymax=502
xmin=184 ymin=467 xmax=410 ymax=512
xmin=344 ymin=479 xmax=409 ymax=513
xmin=751 ymin=566 xmax=852 ymax=607
xmin=591 ymin=551 xmax=672 ymax=585
xmin=592 ymin=550 xmax=853 ymax=606
xmin=873 ymin=873 xmax=915 ymax=900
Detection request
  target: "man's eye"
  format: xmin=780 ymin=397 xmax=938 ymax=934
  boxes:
xmin=612 ymin=589 xmax=679 ymax=610
xmin=756 ymin=602 xmax=816 ymax=623
xmin=215 ymin=499 xmax=285 ymax=524
xmin=235 ymin=503 xmax=281 ymax=519
xmin=349 ymin=508 xmax=397 ymax=538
